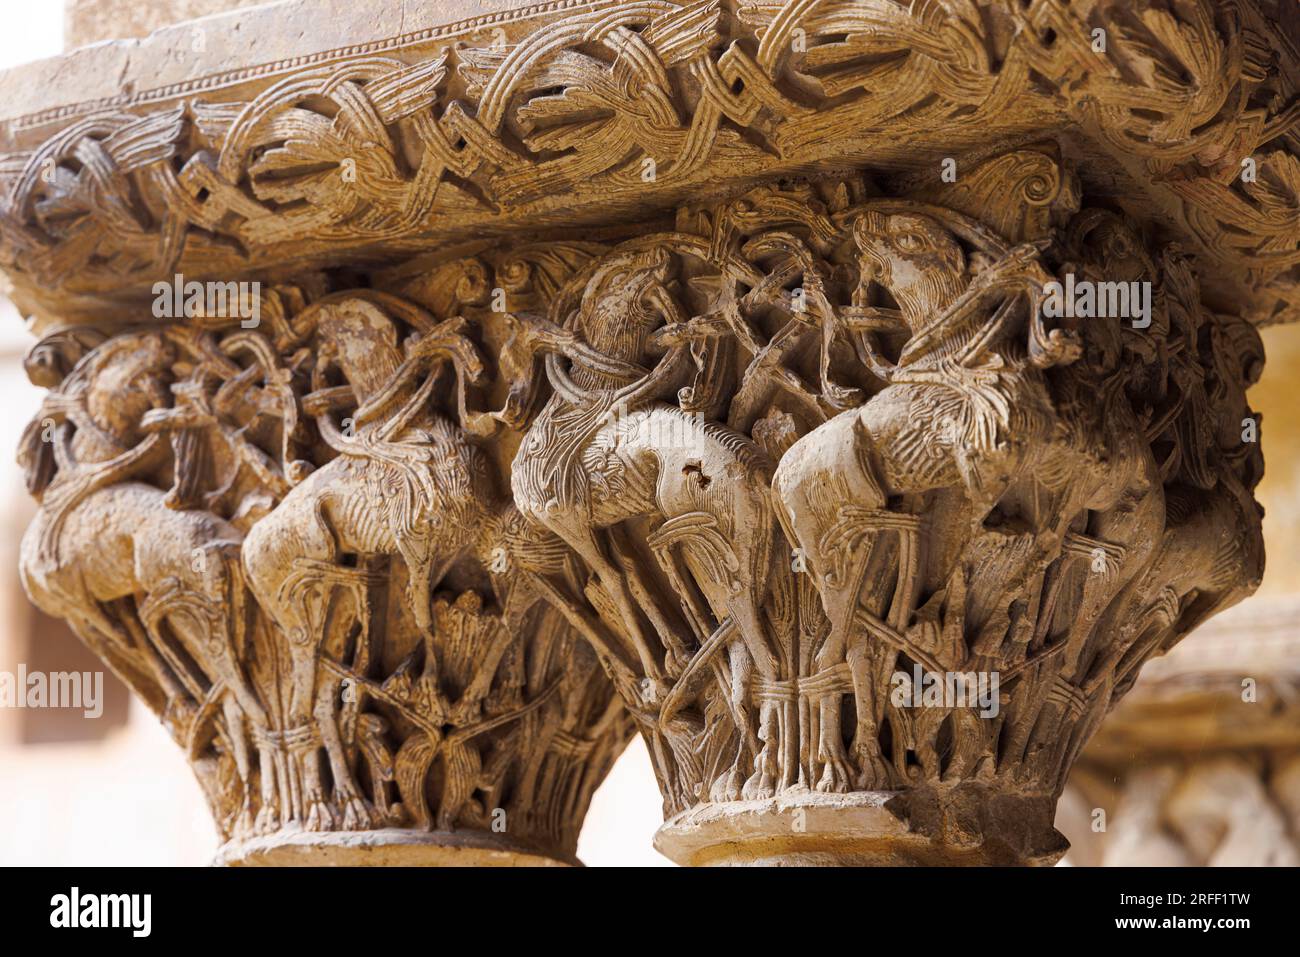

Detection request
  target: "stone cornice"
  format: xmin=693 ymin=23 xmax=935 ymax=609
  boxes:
xmin=0 ymin=0 xmax=1298 ymax=328
xmin=0 ymin=1 xmax=608 ymax=132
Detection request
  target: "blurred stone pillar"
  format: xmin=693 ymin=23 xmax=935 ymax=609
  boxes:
xmin=1058 ymin=599 xmax=1300 ymax=866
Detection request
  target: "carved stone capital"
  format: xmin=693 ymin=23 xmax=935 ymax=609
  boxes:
xmin=16 ymin=293 xmax=632 ymax=864
xmin=3 ymin=0 xmax=1300 ymax=328
xmin=507 ymin=162 xmax=1264 ymax=866
xmin=4 ymin=0 xmax=1296 ymax=866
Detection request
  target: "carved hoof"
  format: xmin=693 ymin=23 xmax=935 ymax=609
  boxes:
xmin=816 ymin=757 xmax=853 ymax=794
xmin=854 ymin=752 xmax=893 ymax=791
xmin=710 ymin=768 xmax=743 ymax=803
xmin=339 ymin=795 xmax=376 ymax=832
xmin=741 ymin=770 xmax=775 ymax=801
xmin=305 ymin=799 xmax=337 ymax=832
xmin=254 ymin=805 xmax=280 ymax=835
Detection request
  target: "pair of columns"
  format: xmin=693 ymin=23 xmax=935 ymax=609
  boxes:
xmin=0 ymin=0 xmax=1295 ymax=865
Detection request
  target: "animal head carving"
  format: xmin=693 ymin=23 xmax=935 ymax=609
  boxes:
xmin=74 ymin=332 xmax=176 ymax=441
xmin=853 ymin=211 xmax=967 ymax=322
xmin=18 ymin=331 xmax=174 ymax=496
xmin=578 ymin=246 xmax=676 ymax=331
xmin=22 ymin=327 xmax=106 ymax=389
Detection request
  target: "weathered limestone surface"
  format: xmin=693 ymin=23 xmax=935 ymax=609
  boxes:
xmin=2 ymin=0 xmax=1297 ymax=865
xmin=65 ymin=0 xmax=273 ymax=50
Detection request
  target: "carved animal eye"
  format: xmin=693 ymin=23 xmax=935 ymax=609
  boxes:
xmin=896 ymin=232 xmax=927 ymax=252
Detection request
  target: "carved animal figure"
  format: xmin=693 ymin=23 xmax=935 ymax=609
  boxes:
xmin=509 ymin=247 xmax=783 ymax=798
xmin=18 ymin=332 xmax=270 ymax=832
xmin=771 ymin=209 xmax=1067 ymax=790
xmin=241 ymin=297 xmax=491 ymax=830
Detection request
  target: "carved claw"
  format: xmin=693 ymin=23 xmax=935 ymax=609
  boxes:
xmin=741 ymin=767 xmax=776 ymax=801
xmin=973 ymin=241 xmax=1050 ymax=291
xmin=710 ymin=766 xmax=744 ymax=803
xmin=816 ymin=750 xmax=854 ymax=794
xmin=648 ymin=313 xmax=731 ymax=349
xmin=853 ymin=742 xmax=893 ymax=791
xmin=821 ymin=380 xmax=863 ymax=409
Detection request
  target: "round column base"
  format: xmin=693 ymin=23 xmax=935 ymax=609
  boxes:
xmin=214 ymin=827 xmax=578 ymax=867
xmin=654 ymin=790 xmax=1068 ymax=866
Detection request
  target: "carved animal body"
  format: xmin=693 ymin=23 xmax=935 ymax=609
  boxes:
xmin=772 ymin=210 xmax=1066 ymax=790
xmin=18 ymin=333 xmax=269 ymax=831
xmin=511 ymin=249 xmax=783 ymax=799
xmin=241 ymin=299 xmax=496 ymax=831
xmin=244 ymin=415 xmax=486 ymax=641
xmin=22 ymin=484 xmax=254 ymax=713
